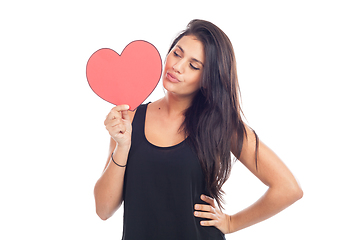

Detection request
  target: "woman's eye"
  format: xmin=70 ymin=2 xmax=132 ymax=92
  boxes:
xmin=190 ymin=63 xmax=200 ymax=70
xmin=173 ymin=51 xmax=180 ymax=57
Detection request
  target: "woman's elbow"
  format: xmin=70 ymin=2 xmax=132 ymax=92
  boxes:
xmin=94 ymin=197 xmax=121 ymax=221
xmin=96 ymin=207 xmax=111 ymax=221
xmin=95 ymin=199 xmax=117 ymax=221
xmin=287 ymin=182 xmax=303 ymax=203
xmin=294 ymin=185 xmax=303 ymax=201
xmin=94 ymin=194 xmax=113 ymax=221
xmin=273 ymin=180 xmax=303 ymax=205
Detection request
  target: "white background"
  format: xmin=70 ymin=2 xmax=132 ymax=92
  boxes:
xmin=1 ymin=0 xmax=359 ymax=239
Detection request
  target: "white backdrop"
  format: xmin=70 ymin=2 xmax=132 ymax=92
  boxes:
xmin=1 ymin=0 xmax=359 ymax=239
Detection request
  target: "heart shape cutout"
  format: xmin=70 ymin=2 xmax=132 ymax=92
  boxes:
xmin=86 ymin=40 xmax=162 ymax=110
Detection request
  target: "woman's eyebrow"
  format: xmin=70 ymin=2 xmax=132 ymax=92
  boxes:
xmin=177 ymin=45 xmax=185 ymax=53
xmin=176 ymin=45 xmax=204 ymax=67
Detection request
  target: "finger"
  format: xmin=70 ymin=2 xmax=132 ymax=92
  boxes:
xmin=194 ymin=211 xmax=216 ymax=220
xmin=110 ymin=118 xmax=123 ymax=128
xmin=105 ymin=119 xmax=124 ymax=134
xmin=201 ymin=195 xmax=216 ymax=207
xmin=105 ymin=105 xmax=129 ymax=123
xmin=121 ymin=109 xmax=130 ymax=122
xmin=112 ymin=104 xmax=130 ymax=112
xmin=108 ymin=120 xmax=125 ymax=132
xmin=194 ymin=204 xmax=214 ymax=213
xmin=104 ymin=116 xmax=121 ymax=127
xmin=200 ymin=220 xmax=217 ymax=227
xmin=113 ymin=124 xmax=126 ymax=134
xmin=105 ymin=110 xmax=121 ymax=125
xmin=111 ymin=118 xmax=127 ymax=130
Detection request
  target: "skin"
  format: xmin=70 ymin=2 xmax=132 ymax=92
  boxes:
xmin=94 ymin=35 xmax=303 ymax=233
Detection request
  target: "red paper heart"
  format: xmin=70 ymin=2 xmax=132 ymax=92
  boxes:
xmin=86 ymin=40 xmax=162 ymax=110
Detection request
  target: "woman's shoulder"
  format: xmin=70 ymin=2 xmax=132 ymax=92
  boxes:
xmin=231 ymin=124 xmax=258 ymax=160
xmin=146 ymin=99 xmax=161 ymax=111
xmin=143 ymin=99 xmax=165 ymax=116
xmin=130 ymin=100 xmax=159 ymax=122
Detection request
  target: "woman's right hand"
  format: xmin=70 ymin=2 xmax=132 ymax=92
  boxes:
xmin=104 ymin=105 xmax=132 ymax=148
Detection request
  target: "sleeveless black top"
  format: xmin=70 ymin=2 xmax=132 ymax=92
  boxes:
xmin=122 ymin=103 xmax=226 ymax=240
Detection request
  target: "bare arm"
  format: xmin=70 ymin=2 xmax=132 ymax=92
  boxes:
xmin=228 ymin=125 xmax=303 ymax=232
xmin=194 ymin=125 xmax=303 ymax=234
xmin=93 ymin=105 xmax=135 ymax=220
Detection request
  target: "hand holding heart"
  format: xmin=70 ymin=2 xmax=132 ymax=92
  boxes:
xmin=104 ymin=105 xmax=132 ymax=147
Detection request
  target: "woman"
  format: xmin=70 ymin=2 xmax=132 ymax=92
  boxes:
xmin=94 ymin=19 xmax=303 ymax=239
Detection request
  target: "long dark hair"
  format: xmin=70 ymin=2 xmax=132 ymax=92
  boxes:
xmin=169 ymin=19 xmax=258 ymax=209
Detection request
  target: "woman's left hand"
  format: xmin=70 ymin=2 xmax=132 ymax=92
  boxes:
xmin=194 ymin=195 xmax=232 ymax=234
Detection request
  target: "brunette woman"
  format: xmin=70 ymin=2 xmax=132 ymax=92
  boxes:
xmin=94 ymin=19 xmax=303 ymax=240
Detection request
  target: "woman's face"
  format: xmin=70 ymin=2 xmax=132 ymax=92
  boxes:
xmin=163 ymin=35 xmax=205 ymax=98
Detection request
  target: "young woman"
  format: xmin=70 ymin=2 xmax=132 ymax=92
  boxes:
xmin=94 ymin=19 xmax=303 ymax=240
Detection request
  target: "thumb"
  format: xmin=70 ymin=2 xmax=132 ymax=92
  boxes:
xmin=121 ymin=109 xmax=130 ymax=121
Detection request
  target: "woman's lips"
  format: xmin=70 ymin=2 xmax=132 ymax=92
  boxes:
xmin=166 ymin=72 xmax=180 ymax=83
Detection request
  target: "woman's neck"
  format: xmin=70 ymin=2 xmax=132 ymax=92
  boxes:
xmin=160 ymin=92 xmax=194 ymax=118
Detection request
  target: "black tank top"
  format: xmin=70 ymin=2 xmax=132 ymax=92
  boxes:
xmin=122 ymin=103 xmax=226 ymax=240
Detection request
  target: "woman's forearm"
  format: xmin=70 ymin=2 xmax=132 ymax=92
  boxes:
xmin=229 ymin=185 xmax=303 ymax=233
xmin=94 ymin=145 xmax=130 ymax=220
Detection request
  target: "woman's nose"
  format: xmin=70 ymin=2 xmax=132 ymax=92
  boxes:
xmin=172 ymin=59 xmax=185 ymax=74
